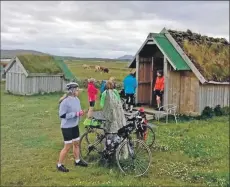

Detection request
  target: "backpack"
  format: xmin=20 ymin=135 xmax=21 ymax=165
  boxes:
xmin=100 ymin=80 xmax=106 ymax=93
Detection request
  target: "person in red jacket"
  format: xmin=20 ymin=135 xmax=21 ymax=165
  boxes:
xmin=87 ymin=78 xmax=98 ymax=118
xmin=153 ymin=70 xmax=164 ymax=110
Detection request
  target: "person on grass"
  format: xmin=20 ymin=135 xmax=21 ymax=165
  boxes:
xmin=100 ymin=80 xmax=126 ymax=133
xmin=123 ymin=72 xmax=137 ymax=113
xmin=153 ymin=70 xmax=164 ymax=110
xmin=100 ymin=77 xmax=116 ymax=98
xmin=87 ymin=78 xmax=98 ymax=118
xmin=100 ymin=80 xmax=128 ymax=157
xmin=57 ymin=82 xmax=87 ymax=172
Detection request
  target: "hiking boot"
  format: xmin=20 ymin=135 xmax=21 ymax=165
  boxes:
xmin=74 ymin=160 xmax=88 ymax=167
xmin=57 ymin=164 xmax=69 ymax=172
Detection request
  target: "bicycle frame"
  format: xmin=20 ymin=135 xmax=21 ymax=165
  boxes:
xmin=85 ymin=122 xmax=136 ymax=160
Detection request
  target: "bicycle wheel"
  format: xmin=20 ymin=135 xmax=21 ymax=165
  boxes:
xmin=131 ymin=125 xmax=155 ymax=148
xmin=143 ymin=125 xmax=155 ymax=147
xmin=116 ymin=139 xmax=152 ymax=177
xmin=79 ymin=129 xmax=105 ymax=164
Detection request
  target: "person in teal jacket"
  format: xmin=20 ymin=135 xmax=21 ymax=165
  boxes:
xmin=123 ymin=72 xmax=137 ymax=112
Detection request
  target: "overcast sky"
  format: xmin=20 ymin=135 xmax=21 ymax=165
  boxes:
xmin=1 ymin=1 xmax=229 ymax=58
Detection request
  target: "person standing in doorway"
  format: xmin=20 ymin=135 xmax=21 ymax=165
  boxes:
xmin=153 ymin=70 xmax=164 ymax=110
xmin=123 ymin=71 xmax=137 ymax=113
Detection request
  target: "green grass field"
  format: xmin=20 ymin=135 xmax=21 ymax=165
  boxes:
xmin=66 ymin=60 xmax=131 ymax=82
xmin=1 ymin=81 xmax=229 ymax=186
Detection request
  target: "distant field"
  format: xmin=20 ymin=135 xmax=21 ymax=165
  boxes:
xmin=66 ymin=60 xmax=132 ymax=82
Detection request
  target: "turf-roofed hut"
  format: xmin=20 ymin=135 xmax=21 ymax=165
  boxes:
xmin=4 ymin=55 xmax=75 ymax=95
xmin=129 ymin=28 xmax=229 ymax=115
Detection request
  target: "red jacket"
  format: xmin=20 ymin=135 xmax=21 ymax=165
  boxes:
xmin=87 ymin=82 xmax=98 ymax=102
xmin=154 ymin=76 xmax=164 ymax=91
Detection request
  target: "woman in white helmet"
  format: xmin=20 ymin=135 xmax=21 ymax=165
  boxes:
xmin=57 ymin=82 xmax=87 ymax=172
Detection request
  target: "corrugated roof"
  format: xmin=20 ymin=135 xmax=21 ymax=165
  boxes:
xmin=54 ymin=57 xmax=76 ymax=80
xmin=153 ymin=34 xmax=190 ymax=70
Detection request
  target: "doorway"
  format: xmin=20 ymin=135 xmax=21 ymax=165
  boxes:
xmin=151 ymin=57 xmax=164 ymax=107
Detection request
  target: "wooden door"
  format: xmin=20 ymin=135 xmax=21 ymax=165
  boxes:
xmin=138 ymin=57 xmax=153 ymax=105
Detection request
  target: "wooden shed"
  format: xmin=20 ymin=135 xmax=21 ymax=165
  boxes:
xmin=1 ymin=58 xmax=11 ymax=80
xmin=4 ymin=55 xmax=75 ymax=95
xmin=129 ymin=28 xmax=229 ymax=115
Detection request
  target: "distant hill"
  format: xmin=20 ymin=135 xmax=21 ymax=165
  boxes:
xmin=1 ymin=49 xmax=47 ymax=59
xmin=118 ymin=55 xmax=134 ymax=60
xmin=1 ymin=49 xmax=131 ymax=62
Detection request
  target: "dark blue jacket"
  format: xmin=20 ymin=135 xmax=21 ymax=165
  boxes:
xmin=123 ymin=75 xmax=137 ymax=94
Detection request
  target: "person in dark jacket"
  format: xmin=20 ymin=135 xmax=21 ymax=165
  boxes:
xmin=123 ymin=72 xmax=137 ymax=112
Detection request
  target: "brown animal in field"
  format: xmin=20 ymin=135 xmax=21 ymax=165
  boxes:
xmin=82 ymin=64 xmax=90 ymax=69
xmin=99 ymin=66 xmax=109 ymax=73
xmin=95 ymin=65 xmax=101 ymax=72
xmin=103 ymin=68 xmax=109 ymax=73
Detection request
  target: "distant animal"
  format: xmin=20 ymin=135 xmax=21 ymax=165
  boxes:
xmin=82 ymin=64 xmax=90 ymax=69
xmin=99 ymin=66 xmax=109 ymax=73
xmin=103 ymin=68 xmax=109 ymax=73
xmin=95 ymin=65 xmax=101 ymax=72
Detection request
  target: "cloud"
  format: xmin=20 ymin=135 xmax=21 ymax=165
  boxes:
xmin=1 ymin=1 xmax=229 ymax=58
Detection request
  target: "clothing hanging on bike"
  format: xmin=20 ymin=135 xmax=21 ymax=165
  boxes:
xmin=100 ymin=89 xmax=128 ymax=158
xmin=100 ymin=89 xmax=126 ymax=133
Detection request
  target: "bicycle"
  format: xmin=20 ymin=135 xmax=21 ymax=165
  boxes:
xmin=125 ymin=110 xmax=156 ymax=148
xmin=80 ymin=116 xmax=152 ymax=177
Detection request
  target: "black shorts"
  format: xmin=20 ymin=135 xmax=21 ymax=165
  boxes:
xmin=61 ymin=126 xmax=80 ymax=144
xmin=89 ymin=101 xmax=95 ymax=107
xmin=126 ymin=94 xmax=135 ymax=105
xmin=155 ymin=90 xmax=163 ymax=97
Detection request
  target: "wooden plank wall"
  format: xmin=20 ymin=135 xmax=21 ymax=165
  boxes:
xmin=199 ymin=84 xmax=230 ymax=113
xmin=167 ymin=67 xmax=200 ymax=115
xmin=180 ymin=71 xmax=200 ymax=115
xmin=5 ymin=61 xmax=26 ymax=94
xmin=138 ymin=57 xmax=152 ymax=104
xmin=167 ymin=65 xmax=181 ymax=112
xmin=25 ymin=76 xmax=63 ymax=95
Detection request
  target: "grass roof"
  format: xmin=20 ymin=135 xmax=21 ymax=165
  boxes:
xmin=168 ymin=29 xmax=229 ymax=82
xmin=17 ymin=54 xmax=62 ymax=74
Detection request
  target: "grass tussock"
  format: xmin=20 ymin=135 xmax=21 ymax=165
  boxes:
xmin=18 ymin=54 xmax=62 ymax=74
xmin=183 ymin=40 xmax=229 ymax=82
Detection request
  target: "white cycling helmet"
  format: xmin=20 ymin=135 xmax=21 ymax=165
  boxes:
xmin=66 ymin=82 xmax=79 ymax=90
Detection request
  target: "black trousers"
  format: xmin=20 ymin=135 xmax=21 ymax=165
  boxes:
xmin=126 ymin=94 xmax=135 ymax=105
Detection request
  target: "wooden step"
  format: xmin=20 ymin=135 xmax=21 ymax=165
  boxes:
xmin=133 ymin=107 xmax=166 ymax=120
xmin=133 ymin=107 xmax=156 ymax=115
xmin=146 ymin=114 xmax=154 ymax=120
xmin=124 ymin=111 xmax=154 ymax=120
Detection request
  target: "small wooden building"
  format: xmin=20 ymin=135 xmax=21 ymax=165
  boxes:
xmin=4 ymin=55 xmax=75 ymax=95
xmin=1 ymin=58 xmax=11 ymax=80
xmin=129 ymin=28 xmax=229 ymax=115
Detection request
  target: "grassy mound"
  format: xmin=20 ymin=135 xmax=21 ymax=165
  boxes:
xmin=18 ymin=54 xmax=62 ymax=74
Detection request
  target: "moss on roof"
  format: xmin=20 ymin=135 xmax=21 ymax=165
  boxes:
xmin=17 ymin=54 xmax=62 ymax=74
xmin=168 ymin=29 xmax=229 ymax=82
